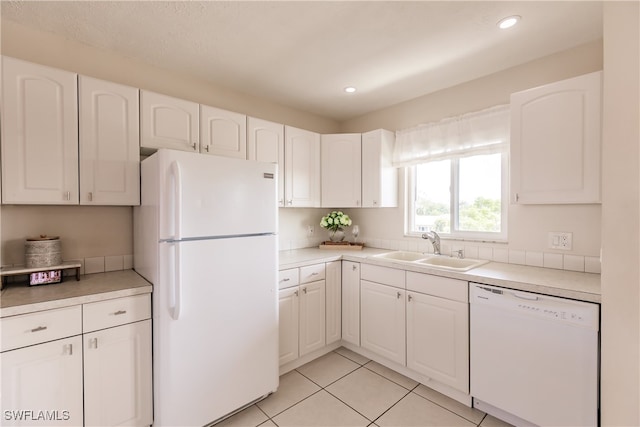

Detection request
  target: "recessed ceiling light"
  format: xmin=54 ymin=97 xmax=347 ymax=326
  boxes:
xmin=497 ymin=15 xmax=520 ymax=30
xmin=344 ymin=86 xmax=357 ymax=93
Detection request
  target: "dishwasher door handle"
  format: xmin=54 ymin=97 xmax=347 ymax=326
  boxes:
xmin=510 ymin=291 xmax=540 ymax=301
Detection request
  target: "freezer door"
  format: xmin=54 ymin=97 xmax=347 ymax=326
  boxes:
xmin=156 ymin=149 xmax=277 ymax=240
xmin=154 ymin=235 xmax=278 ymax=427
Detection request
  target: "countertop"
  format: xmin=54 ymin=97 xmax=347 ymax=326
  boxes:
xmin=0 ymin=270 xmax=152 ymax=317
xmin=279 ymin=247 xmax=601 ymax=303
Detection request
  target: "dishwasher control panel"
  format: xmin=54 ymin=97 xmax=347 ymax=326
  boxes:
xmin=470 ymin=283 xmax=599 ymax=329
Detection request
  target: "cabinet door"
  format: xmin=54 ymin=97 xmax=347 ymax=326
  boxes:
xmin=140 ymin=91 xmax=199 ymax=153
xmin=79 ymin=76 xmax=140 ymax=206
xmin=200 ymin=105 xmax=247 ymax=159
xmin=362 ymin=129 xmax=398 ymax=208
xmin=1 ymin=336 xmax=83 ymax=426
xmin=284 ymin=126 xmax=321 ymax=207
xmin=321 ymin=133 xmax=362 ymax=207
xmin=325 ymin=261 xmax=342 ymax=345
xmin=510 ymin=71 xmax=602 ymax=204
xmin=278 ymin=287 xmax=299 ymax=365
xmin=361 ymin=280 xmax=406 ymax=365
xmin=299 ymin=280 xmax=326 ymax=356
xmin=342 ymin=261 xmax=361 ymax=346
xmin=1 ymin=57 xmax=79 ymax=204
xmin=406 ymin=292 xmax=469 ymax=393
xmin=83 ymin=320 xmax=152 ymax=427
xmin=247 ymin=117 xmax=285 ymax=206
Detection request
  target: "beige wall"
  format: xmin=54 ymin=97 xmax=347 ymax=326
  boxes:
xmin=601 ymin=2 xmax=640 ymax=425
xmin=340 ymin=41 xmax=603 ymax=257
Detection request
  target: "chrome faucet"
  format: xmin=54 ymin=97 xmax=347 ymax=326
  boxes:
xmin=421 ymin=231 xmax=441 ymax=255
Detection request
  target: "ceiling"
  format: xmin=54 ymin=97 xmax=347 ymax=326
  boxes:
xmin=1 ymin=1 xmax=603 ymax=121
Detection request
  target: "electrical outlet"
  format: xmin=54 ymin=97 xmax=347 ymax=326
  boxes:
xmin=548 ymin=232 xmax=573 ymax=250
xmin=307 ymin=225 xmax=314 ymax=237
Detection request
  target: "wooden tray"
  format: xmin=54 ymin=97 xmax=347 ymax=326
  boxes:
xmin=319 ymin=242 xmax=364 ymax=250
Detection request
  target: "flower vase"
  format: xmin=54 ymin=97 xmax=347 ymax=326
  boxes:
xmin=328 ymin=228 xmax=345 ymax=242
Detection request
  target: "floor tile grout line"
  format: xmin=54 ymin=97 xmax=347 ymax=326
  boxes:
xmin=361 ymin=363 xmax=421 ymax=392
xmin=408 ymin=388 xmax=481 ymax=425
xmin=368 ymin=388 xmax=414 ymax=426
xmin=261 ymin=386 xmax=325 ymax=421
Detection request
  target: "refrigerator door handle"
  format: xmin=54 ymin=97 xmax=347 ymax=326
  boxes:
xmin=169 ymin=160 xmax=183 ymax=241
xmin=168 ymin=242 xmax=182 ymax=320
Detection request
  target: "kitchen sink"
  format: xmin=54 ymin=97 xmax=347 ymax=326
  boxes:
xmin=373 ymin=251 xmax=489 ymax=271
xmin=414 ymin=256 xmax=488 ymax=271
xmin=372 ymin=251 xmax=428 ymax=262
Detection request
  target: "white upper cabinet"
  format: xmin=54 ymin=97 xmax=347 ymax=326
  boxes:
xmin=247 ymin=117 xmax=285 ymax=206
xmin=200 ymin=105 xmax=247 ymax=159
xmin=140 ymin=90 xmax=199 ymax=153
xmin=284 ymin=126 xmax=321 ymax=207
xmin=79 ymin=76 xmax=140 ymax=205
xmin=321 ymin=133 xmax=362 ymax=207
xmin=362 ymin=129 xmax=398 ymax=207
xmin=510 ymin=71 xmax=602 ymax=204
xmin=1 ymin=56 xmax=79 ymax=204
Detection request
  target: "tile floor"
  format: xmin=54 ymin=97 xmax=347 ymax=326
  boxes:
xmin=215 ymin=348 xmax=513 ymax=427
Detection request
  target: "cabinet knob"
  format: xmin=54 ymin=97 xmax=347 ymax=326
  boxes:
xmin=287 ymin=200 xmax=293 ymax=206
xmin=397 ymin=291 xmax=401 ymax=299
xmin=515 ymin=193 xmax=520 ymax=202
xmin=352 ymin=265 xmax=357 ymax=271
xmin=373 ymin=200 xmax=378 ymax=205
xmin=192 ymin=142 xmax=197 ymax=151
xmin=294 ymin=290 xmax=299 ymax=297
xmin=408 ymin=294 xmax=413 ymax=302
xmin=279 ymin=199 xmax=284 ymax=206
xmin=303 ymin=287 xmax=307 ymax=294
xmin=204 ymin=145 xmax=210 ymax=152
xmin=88 ymin=192 xmax=93 ymax=202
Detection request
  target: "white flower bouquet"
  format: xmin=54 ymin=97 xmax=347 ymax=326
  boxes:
xmin=320 ymin=211 xmax=352 ymax=231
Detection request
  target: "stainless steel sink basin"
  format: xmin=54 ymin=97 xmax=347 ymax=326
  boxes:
xmin=414 ymin=256 xmax=488 ymax=271
xmin=372 ymin=251 xmax=428 ymax=262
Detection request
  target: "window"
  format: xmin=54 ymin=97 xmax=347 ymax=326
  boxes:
xmin=407 ymin=149 xmax=507 ymax=240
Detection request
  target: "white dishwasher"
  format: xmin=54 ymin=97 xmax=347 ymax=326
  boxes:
xmin=470 ymin=283 xmax=599 ymax=427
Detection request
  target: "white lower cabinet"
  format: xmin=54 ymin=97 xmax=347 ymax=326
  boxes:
xmin=278 ymin=264 xmax=329 ymax=366
xmin=278 ymin=286 xmax=300 ymax=365
xmin=1 ymin=335 xmax=84 ymax=426
xmin=83 ymin=320 xmax=153 ymax=427
xmin=299 ymin=280 xmax=326 ymax=356
xmin=406 ymin=272 xmax=469 ymax=393
xmin=360 ymin=280 xmax=406 ymax=365
xmin=0 ymin=294 xmax=152 ymax=427
xmin=325 ymin=261 xmax=342 ymax=345
xmin=341 ymin=261 xmax=361 ymax=346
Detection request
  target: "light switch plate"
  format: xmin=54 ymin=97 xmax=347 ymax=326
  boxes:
xmin=548 ymin=232 xmax=573 ymax=250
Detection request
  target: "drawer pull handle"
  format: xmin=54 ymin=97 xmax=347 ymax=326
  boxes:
xmin=65 ymin=343 xmax=73 ymax=355
xmin=90 ymin=338 xmax=98 ymax=349
xmin=408 ymin=294 xmax=413 ymax=302
xmin=280 ymin=278 xmax=290 ymax=282
xmin=31 ymin=326 xmax=47 ymax=333
xmin=397 ymin=292 xmax=401 ymax=299
xmin=294 ymin=290 xmax=299 ymax=297
xmin=114 ymin=310 xmax=127 ymax=316
xmin=303 ymin=287 xmax=307 ymax=294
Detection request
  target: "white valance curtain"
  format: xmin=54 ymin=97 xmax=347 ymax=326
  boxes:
xmin=393 ymin=104 xmax=510 ymax=167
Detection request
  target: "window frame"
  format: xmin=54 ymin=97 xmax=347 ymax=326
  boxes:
xmin=405 ymin=149 xmax=509 ymax=242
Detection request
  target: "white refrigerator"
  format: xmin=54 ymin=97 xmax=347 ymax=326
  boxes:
xmin=134 ymin=149 xmax=279 ymax=427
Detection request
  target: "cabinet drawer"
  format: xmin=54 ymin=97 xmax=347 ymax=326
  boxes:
xmin=83 ymin=294 xmax=151 ymax=333
xmin=300 ymin=264 xmax=325 ymax=284
xmin=406 ymin=272 xmax=468 ymax=302
xmin=361 ymin=264 xmax=405 ymax=288
xmin=1 ymin=305 xmax=82 ymax=352
xmin=279 ymin=268 xmax=299 ymax=290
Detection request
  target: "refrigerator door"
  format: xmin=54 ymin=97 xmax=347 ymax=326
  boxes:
xmin=156 ymin=149 xmax=277 ymax=241
xmin=154 ymin=234 xmax=278 ymax=427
